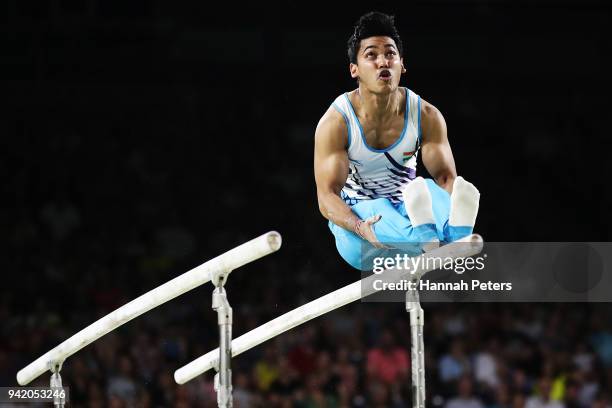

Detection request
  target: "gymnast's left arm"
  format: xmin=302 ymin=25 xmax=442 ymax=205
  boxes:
xmin=419 ymin=99 xmax=457 ymax=194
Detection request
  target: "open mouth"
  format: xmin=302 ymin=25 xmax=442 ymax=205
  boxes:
xmin=378 ymin=70 xmax=392 ymax=80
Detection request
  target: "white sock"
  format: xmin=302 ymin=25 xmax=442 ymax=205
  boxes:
xmin=402 ymin=177 xmax=435 ymax=227
xmin=449 ymin=176 xmax=480 ymax=227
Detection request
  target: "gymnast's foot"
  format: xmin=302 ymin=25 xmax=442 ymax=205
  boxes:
xmin=402 ymin=177 xmax=439 ymax=250
xmin=448 ymin=176 xmax=480 ymax=241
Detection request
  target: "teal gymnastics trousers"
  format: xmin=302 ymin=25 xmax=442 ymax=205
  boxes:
xmin=329 ymin=178 xmax=473 ymax=271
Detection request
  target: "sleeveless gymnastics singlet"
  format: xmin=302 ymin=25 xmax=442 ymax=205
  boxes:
xmin=331 ymin=87 xmax=422 ymax=206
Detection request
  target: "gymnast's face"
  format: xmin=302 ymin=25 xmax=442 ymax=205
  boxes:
xmin=350 ymin=36 xmax=405 ymax=94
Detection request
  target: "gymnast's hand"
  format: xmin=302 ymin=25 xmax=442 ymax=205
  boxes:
xmin=354 ymin=214 xmax=386 ymax=248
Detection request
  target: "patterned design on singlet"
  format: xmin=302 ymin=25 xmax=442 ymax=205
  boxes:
xmin=331 ymin=87 xmax=422 ymax=206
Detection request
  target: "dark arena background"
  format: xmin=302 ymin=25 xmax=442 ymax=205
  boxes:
xmin=2 ymin=1 xmax=612 ymax=407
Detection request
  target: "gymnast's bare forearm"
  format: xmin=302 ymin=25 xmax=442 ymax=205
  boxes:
xmin=317 ymin=190 xmax=382 ymax=246
xmin=317 ymin=190 xmax=361 ymax=231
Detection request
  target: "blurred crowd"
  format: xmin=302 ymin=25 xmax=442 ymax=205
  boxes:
xmin=3 ymin=282 xmax=612 ymax=408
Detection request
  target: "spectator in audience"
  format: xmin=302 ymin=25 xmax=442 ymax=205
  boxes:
xmin=366 ymin=329 xmax=409 ymax=385
xmin=562 ymin=379 xmax=581 ymax=408
xmin=490 ymin=383 xmax=511 ymax=408
xmin=525 ymin=377 xmax=564 ymax=408
xmin=440 ymin=339 xmax=471 ymax=383
xmin=474 ymin=337 xmax=501 ymax=390
xmin=445 ymin=376 xmax=484 ymax=408
xmin=254 ymin=344 xmax=280 ymax=392
xmin=107 ymin=356 xmax=137 ymax=405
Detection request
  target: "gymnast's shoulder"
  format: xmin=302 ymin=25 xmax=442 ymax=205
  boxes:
xmin=314 ymin=105 xmax=349 ymax=149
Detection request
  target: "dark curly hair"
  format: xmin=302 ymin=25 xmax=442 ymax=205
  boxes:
xmin=347 ymin=12 xmax=403 ymax=64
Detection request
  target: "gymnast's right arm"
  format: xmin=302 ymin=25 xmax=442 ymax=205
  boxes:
xmin=314 ymin=107 xmax=381 ymax=246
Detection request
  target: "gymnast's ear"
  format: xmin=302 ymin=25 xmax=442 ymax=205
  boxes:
xmin=350 ymin=63 xmax=359 ymax=79
xmin=400 ymin=59 xmax=406 ymax=74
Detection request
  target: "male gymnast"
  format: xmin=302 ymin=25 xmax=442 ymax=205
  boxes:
xmin=314 ymin=12 xmax=481 ymax=270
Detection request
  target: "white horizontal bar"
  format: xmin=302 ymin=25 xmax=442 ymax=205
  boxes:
xmin=174 ymin=234 xmax=483 ymax=384
xmin=17 ymin=231 xmax=282 ymax=386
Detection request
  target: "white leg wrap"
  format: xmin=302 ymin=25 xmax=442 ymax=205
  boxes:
xmin=402 ymin=177 xmax=435 ymax=227
xmin=449 ymin=176 xmax=480 ymax=227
